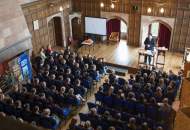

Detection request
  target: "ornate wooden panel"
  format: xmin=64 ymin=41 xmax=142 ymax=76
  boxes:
xmin=66 ymin=0 xmax=190 ymax=52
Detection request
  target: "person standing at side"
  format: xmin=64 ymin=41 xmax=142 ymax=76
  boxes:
xmin=144 ymin=33 xmax=155 ymax=64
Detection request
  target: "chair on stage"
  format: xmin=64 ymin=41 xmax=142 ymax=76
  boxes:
xmin=108 ymin=32 xmax=120 ymax=44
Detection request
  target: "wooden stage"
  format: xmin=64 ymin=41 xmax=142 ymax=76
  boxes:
xmin=78 ymin=40 xmax=183 ymax=74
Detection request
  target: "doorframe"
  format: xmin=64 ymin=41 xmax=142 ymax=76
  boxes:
xmin=69 ymin=12 xmax=82 ymax=38
xmin=47 ymin=12 xmax=66 ymax=47
xmin=140 ymin=15 xmax=175 ymax=50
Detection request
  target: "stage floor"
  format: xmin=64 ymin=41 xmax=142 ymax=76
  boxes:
xmin=78 ymin=40 xmax=183 ymax=74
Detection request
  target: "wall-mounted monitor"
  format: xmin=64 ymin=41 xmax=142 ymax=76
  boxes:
xmin=85 ymin=17 xmax=107 ymax=36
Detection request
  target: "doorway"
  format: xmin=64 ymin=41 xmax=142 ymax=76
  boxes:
xmin=149 ymin=22 xmax=171 ymax=49
xmin=53 ymin=17 xmax=63 ymax=46
xmin=71 ymin=17 xmax=82 ymax=40
xmin=107 ymin=18 xmax=128 ymax=42
xmin=142 ymin=21 xmax=171 ymax=49
xmin=48 ymin=16 xmax=63 ymax=47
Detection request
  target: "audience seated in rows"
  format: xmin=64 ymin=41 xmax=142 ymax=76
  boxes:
xmin=68 ymin=106 xmax=165 ymax=130
xmin=0 ymin=47 xmax=106 ymax=130
xmin=74 ymin=66 xmax=182 ymax=130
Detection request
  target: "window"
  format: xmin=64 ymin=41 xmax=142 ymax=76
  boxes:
xmin=120 ymin=20 xmax=127 ymax=33
xmin=151 ymin=22 xmax=159 ymax=37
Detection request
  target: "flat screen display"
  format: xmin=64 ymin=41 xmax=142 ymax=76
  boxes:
xmin=85 ymin=17 xmax=107 ymax=35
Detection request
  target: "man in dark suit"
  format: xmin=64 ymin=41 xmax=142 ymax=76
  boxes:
xmin=144 ymin=33 xmax=155 ymax=64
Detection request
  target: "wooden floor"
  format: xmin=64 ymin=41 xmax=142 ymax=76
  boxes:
xmin=174 ymin=79 xmax=190 ymax=130
xmin=78 ymin=40 xmax=183 ymax=74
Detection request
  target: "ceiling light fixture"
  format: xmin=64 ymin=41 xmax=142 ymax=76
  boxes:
xmin=160 ymin=8 xmax=164 ymax=14
xmin=147 ymin=7 xmax=152 ymax=13
xmin=100 ymin=2 xmax=104 ymax=8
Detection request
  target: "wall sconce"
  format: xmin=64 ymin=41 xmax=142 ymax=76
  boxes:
xmin=100 ymin=2 xmax=104 ymax=8
xmin=147 ymin=7 xmax=152 ymax=13
xmin=59 ymin=6 xmax=63 ymax=11
xmin=111 ymin=3 xmax=115 ymax=9
xmin=160 ymin=8 xmax=164 ymax=14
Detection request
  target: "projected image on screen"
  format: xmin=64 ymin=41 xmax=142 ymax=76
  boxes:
xmin=85 ymin=17 xmax=107 ymax=36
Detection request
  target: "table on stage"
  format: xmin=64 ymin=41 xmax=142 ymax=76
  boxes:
xmin=81 ymin=39 xmax=94 ymax=53
xmin=138 ymin=48 xmax=156 ymax=66
xmin=156 ymin=47 xmax=168 ymax=67
xmin=138 ymin=47 xmax=168 ymax=67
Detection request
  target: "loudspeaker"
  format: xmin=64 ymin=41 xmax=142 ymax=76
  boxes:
xmin=132 ymin=5 xmax=138 ymax=11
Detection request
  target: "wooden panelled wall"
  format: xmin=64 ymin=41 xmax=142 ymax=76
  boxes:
xmin=72 ymin=0 xmax=190 ymax=52
xmin=21 ymin=0 xmax=72 ymax=56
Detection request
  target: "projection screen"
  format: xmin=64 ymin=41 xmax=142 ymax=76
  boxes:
xmin=85 ymin=17 xmax=107 ymax=36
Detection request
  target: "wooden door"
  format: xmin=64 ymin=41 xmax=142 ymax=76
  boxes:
xmin=54 ymin=17 xmax=63 ymax=46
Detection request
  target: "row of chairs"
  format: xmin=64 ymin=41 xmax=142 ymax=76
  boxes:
xmin=87 ymin=102 xmax=165 ymax=127
xmin=95 ymin=92 xmax=173 ymax=121
xmin=0 ymin=101 xmax=60 ymax=130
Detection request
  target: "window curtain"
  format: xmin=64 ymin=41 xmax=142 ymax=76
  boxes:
xmin=107 ymin=19 xmax=121 ymax=40
xmin=158 ymin=23 xmax=171 ymax=49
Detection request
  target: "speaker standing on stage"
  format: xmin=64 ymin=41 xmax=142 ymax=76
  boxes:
xmin=144 ymin=33 xmax=155 ymax=64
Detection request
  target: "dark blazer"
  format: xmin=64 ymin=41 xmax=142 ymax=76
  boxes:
xmin=144 ymin=37 xmax=155 ymax=51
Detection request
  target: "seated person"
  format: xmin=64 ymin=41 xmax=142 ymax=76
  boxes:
xmin=126 ymin=117 xmax=137 ymax=130
xmin=64 ymin=78 xmax=72 ymax=90
xmin=154 ymin=87 xmax=163 ymax=102
xmin=68 ymin=117 xmax=78 ymax=130
xmin=32 ymin=105 xmax=40 ymax=115
xmin=158 ymin=98 xmax=172 ymax=124
xmin=101 ymin=111 xmax=112 ymax=121
xmin=64 ymin=46 xmax=71 ymax=56
xmin=102 ymin=79 xmax=111 ymax=93
xmin=40 ymin=47 xmax=47 ymax=62
xmin=46 ymin=44 xmax=53 ymax=55
xmin=65 ymin=68 xmax=74 ymax=81
xmin=40 ymin=108 xmax=60 ymax=129
xmin=67 ymin=88 xmax=85 ymax=105
xmin=156 ymin=126 xmax=163 ymax=130
xmin=96 ymin=126 xmax=102 ymax=130
xmin=85 ymin=120 xmax=94 ymax=130
xmin=128 ymin=75 xmax=135 ymax=85
xmin=96 ymin=58 xmax=106 ymax=74
xmin=89 ymin=65 xmax=100 ymax=81
xmin=88 ymin=108 xmax=100 ymax=120
xmin=73 ymin=79 xmax=87 ymax=97
xmin=59 ymin=86 xmax=66 ymax=96
xmin=108 ymin=126 xmax=116 ymax=130
xmin=73 ymin=63 xmax=81 ymax=78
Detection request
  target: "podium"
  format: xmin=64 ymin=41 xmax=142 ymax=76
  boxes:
xmin=138 ymin=48 xmax=156 ymax=66
xmin=138 ymin=47 xmax=168 ymax=68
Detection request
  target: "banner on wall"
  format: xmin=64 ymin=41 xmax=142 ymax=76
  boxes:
xmin=18 ymin=52 xmax=32 ymax=81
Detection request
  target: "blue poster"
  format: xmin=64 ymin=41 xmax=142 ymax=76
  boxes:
xmin=18 ymin=52 xmax=32 ymax=80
